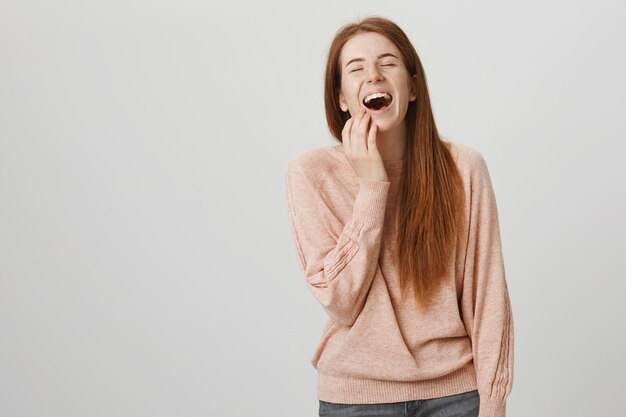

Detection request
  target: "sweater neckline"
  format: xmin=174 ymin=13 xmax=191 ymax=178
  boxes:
xmin=329 ymin=145 xmax=404 ymax=170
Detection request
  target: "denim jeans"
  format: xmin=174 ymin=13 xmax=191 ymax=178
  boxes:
xmin=319 ymin=389 xmax=479 ymax=417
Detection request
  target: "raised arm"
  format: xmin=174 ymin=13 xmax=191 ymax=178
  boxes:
xmin=285 ymin=157 xmax=389 ymax=327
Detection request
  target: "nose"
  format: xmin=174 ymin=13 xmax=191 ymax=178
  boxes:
xmin=364 ymin=64 xmax=384 ymax=83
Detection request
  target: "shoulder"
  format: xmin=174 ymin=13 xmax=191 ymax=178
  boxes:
xmin=445 ymin=140 xmax=489 ymax=176
xmin=285 ymin=145 xmax=342 ymax=188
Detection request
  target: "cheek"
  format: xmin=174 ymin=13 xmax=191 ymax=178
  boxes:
xmin=342 ymin=82 xmax=359 ymax=99
xmin=346 ymin=88 xmax=359 ymax=103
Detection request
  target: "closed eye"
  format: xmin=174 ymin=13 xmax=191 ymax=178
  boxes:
xmin=349 ymin=64 xmax=395 ymax=73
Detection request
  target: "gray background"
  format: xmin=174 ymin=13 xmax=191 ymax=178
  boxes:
xmin=1 ymin=1 xmax=625 ymax=416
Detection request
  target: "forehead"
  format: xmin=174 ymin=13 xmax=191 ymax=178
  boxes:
xmin=339 ymin=32 xmax=400 ymax=66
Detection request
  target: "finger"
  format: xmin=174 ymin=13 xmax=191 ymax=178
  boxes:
xmin=355 ymin=110 xmax=371 ymax=152
xmin=342 ymin=116 xmax=354 ymax=152
xmin=351 ymin=107 xmax=365 ymax=134
xmin=347 ymin=110 xmax=362 ymax=157
xmin=367 ymin=117 xmax=378 ymax=154
xmin=351 ymin=109 xmax=366 ymax=145
xmin=342 ymin=116 xmax=354 ymax=142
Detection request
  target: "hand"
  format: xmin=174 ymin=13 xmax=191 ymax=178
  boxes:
xmin=341 ymin=108 xmax=388 ymax=182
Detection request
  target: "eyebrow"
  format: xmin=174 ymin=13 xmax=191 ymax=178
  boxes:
xmin=345 ymin=53 xmax=399 ymax=68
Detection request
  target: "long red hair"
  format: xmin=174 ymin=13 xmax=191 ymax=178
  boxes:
xmin=323 ymin=16 xmax=466 ymax=311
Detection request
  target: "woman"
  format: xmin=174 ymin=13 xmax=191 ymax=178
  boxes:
xmin=285 ymin=16 xmax=514 ymax=417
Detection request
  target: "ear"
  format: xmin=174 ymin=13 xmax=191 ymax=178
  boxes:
xmin=409 ymin=74 xmax=417 ymax=102
xmin=339 ymin=91 xmax=348 ymax=112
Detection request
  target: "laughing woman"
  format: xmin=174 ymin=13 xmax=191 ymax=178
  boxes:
xmin=284 ymin=16 xmax=514 ymax=417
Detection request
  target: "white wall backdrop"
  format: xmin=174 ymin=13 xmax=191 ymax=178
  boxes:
xmin=1 ymin=1 xmax=625 ymax=416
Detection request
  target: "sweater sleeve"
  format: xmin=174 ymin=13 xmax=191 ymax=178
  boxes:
xmin=285 ymin=157 xmax=389 ymax=327
xmin=459 ymin=152 xmax=514 ymax=417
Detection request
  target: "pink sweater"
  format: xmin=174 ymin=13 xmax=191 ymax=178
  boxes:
xmin=284 ymin=141 xmax=514 ymax=417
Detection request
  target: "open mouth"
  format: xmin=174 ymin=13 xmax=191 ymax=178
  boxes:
xmin=363 ymin=92 xmax=393 ymax=111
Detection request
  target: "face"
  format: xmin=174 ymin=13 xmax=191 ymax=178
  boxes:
xmin=338 ymin=31 xmax=417 ymax=132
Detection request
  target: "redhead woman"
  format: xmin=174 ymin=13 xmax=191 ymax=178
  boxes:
xmin=285 ymin=16 xmax=514 ymax=417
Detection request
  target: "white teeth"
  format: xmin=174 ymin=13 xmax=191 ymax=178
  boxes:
xmin=364 ymin=92 xmax=392 ymax=104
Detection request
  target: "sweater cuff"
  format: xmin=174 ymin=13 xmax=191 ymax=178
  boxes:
xmin=352 ymin=177 xmax=390 ymax=228
xmin=479 ymin=398 xmax=506 ymax=417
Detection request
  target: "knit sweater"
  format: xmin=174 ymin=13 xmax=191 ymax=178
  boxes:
xmin=284 ymin=140 xmax=514 ymax=417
